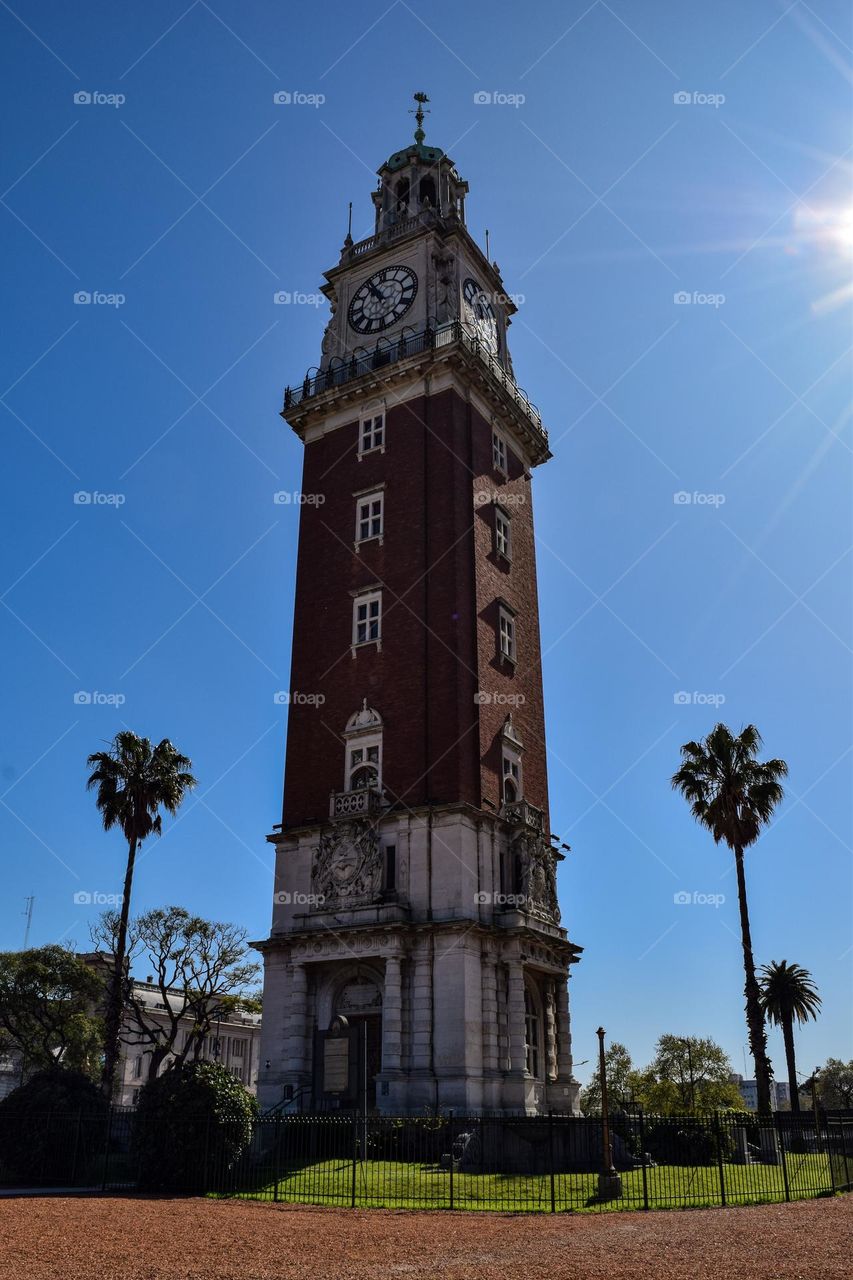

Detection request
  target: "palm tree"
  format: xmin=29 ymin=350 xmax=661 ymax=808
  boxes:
xmin=759 ymin=960 xmax=821 ymax=1113
xmin=672 ymin=723 xmax=787 ymax=1113
xmin=87 ymin=731 xmax=196 ymax=1097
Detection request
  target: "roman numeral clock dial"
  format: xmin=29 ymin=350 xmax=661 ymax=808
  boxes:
xmin=348 ymin=265 xmax=418 ymax=333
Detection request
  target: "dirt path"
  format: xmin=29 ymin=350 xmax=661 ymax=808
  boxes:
xmin=0 ymin=1193 xmax=849 ymax=1279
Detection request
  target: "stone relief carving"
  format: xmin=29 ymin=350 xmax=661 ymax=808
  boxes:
xmin=432 ymin=252 xmax=456 ymax=325
xmin=514 ymin=832 xmax=561 ymax=924
xmin=313 ymin=819 xmax=382 ymax=905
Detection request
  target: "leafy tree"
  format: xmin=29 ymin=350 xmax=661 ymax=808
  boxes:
xmin=0 ymin=1069 xmax=108 ymax=1183
xmin=759 ymin=961 xmax=821 ymax=1114
xmin=816 ymin=1058 xmax=853 ymax=1110
xmin=579 ymin=1042 xmax=637 ymax=1114
xmin=87 ymin=732 xmax=196 ymax=1096
xmin=0 ymin=946 xmax=104 ymax=1078
xmin=132 ymin=1060 xmax=258 ymax=1191
xmin=672 ymin=723 xmax=787 ymax=1112
xmin=91 ymin=906 xmax=260 ymax=1080
xmin=638 ymin=1034 xmax=745 ymax=1113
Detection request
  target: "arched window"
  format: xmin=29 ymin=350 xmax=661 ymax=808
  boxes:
xmin=395 ymin=177 xmax=410 ymax=214
xmin=419 ymin=176 xmax=437 ymax=208
xmin=343 ymin=702 xmax=383 ymax=793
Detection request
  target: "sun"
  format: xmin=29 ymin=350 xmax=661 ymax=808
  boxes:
xmin=794 ymin=202 xmax=853 ymax=257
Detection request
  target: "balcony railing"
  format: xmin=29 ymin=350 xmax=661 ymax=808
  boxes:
xmin=500 ymin=799 xmax=544 ymax=832
xmin=282 ymin=321 xmax=545 ymax=442
xmin=329 ymin=786 xmax=383 ymax=821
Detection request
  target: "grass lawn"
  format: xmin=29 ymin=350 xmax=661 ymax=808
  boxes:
xmin=220 ymin=1151 xmax=835 ymax=1213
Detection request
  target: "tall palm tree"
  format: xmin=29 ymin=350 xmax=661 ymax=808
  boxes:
xmin=672 ymin=723 xmax=787 ymax=1113
xmin=87 ymin=731 xmax=196 ymax=1097
xmin=759 ymin=960 xmax=821 ymax=1113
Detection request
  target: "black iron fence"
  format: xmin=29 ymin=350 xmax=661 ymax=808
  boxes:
xmin=1 ymin=1108 xmax=851 ymax=1212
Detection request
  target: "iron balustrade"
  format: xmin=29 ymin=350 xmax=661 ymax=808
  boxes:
xmin=282 ymin=322 xmax=546 ymax=445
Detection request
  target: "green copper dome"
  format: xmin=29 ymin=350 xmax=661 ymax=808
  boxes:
xmin=383 ymin=142 xmax=445 ymax=173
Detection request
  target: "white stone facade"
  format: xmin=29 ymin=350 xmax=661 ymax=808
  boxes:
xmin=257 ymin=804 xmax=581 ymax=1115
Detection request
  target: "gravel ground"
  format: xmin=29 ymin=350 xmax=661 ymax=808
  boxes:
xmin=0 ymin=1194 xmax=849 ymax=1279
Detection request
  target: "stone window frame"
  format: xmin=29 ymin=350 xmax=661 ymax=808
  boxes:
xmin=497 ymin=601 xmax=516 ymax=665
xmin=524 ymin=980 xmax=545 ymax=1080
xmin=354 ymin=486 xmax=385 ymax=547
xmin=346 ymin=733 xmax=382 ymax=792
xmin=359 ymin=410 xmax=386 ymax=455
xmin=492 ymin=428 xmax=508 ymax=475
xmin=494 ymin=503 xmax=512 ymax=562
xmin=352 ymin=588 xmax=382 ymax=651
xmin=502 ymin=743 xmax=523 ymax=803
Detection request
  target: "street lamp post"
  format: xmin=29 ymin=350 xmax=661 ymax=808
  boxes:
xmin=596 ymin=1027 xmax=622 ymax=1200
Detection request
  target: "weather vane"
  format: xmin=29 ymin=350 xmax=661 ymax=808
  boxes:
xmin=410 ymin=91 xmax=430 ymax=144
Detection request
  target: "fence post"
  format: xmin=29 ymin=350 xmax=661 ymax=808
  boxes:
xmin=273 ymin=1114 xmax=281 ymax=1203
xmin=775 ymin=1112 xmax=790 ymax=1203
xmin=448 ymin=1111 xmax=454 ymax=1211
xmin=825 ymin=1116 xmax=836 ymax=1195
xmin=714 ymin=1112 xmax=726 ymax=1208
xmin=638 ymin=1108 xmax=649 ymax=1211
xmin=548 ymin=1110 xmax=556 ymax=1214
xmin=100 ymin=1106 xmax=114 ymax=1192
xmin=70 ymin=1108 xmax=83 ymax=1187
xmin=350 ymin=1110 xmax=358 ymax=1209
xmin=842 ymin=1118 xmax=852 ymax=1192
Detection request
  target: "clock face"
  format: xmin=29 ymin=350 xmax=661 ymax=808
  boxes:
xmin=348 ymin=265 xmax=418 ymax=334
xmin=463 ymin=277 xmax=498 ymax=353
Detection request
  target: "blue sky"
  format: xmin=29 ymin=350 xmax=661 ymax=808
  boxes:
xmin=1 ymin=1 xmax=851 ymax=1088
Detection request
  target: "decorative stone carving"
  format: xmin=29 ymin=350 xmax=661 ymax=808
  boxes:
xmin=432 ymin=252 xmax=456 ymax=324
xmin=336 ymin=974 xmax=382 ymax=1015
xmin=514 ymin=832 xmax=560 ymax=924
xmin=313 ymin=819 xmax=382 ymax=905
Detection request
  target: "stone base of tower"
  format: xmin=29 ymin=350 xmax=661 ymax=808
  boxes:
xmin=255 ymin=805 xmax=582 ymax=1118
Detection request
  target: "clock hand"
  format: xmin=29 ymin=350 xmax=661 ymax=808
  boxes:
xmin=368 ymin=282 xmax=386 ymax=303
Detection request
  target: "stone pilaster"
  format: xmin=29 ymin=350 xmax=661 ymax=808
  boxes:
xmin=382 ymin=954 xmax=403 ymax=1071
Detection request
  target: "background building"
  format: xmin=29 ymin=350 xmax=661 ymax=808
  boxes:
xmin=730 ymin=1073 xmax=790 ymax=1111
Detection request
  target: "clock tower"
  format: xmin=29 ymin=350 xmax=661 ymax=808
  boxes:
xmin=256 ymin=96 xmax=582 ymax=1116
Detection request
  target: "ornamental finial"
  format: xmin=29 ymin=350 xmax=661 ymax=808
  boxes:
xmin=411 ymin=91 xmax=430 ymax=145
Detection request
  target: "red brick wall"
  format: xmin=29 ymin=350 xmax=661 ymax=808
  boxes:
xmin=280 ymin=387 xmax=550 ymax=833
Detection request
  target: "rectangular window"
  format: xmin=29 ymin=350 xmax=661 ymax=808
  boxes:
xmin=232 ymin=1040 xmax=245 ymax=1058
xmin=133 ymin=1055 xmax=143 ymax=1079
xmin=495 ymin=507 xmax=511 ymax=560
xmin=356 ymin=491 xmax=384 ymax=544
xmin=492 ymin=430 xmax=507 ymax=474
xmin=360 ymin=413 xmax=385 ymax=453
xmin=498 ymin=607 xmax=516 ymax=663
xmin=384 ymin=844 xmax=397 ymax=892
xmin=353 ymin=592 xmax=382 ymax=646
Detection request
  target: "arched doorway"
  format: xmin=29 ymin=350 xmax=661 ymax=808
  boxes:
xmin=334 ymin=973 xmax=383 ymax=1111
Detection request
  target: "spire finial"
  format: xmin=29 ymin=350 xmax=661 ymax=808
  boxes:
xmin=411 ymin=91 xmax=430 ymax=145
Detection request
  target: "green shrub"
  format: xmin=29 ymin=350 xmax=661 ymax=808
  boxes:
xmin=0 ymin=1068 xmax=108 ymax=1184
xmin=132 ymin=1060 xmax=258 ymax=1191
